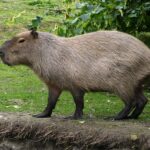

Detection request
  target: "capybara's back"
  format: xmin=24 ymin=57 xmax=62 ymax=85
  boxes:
xmin=0 ymin=30 xmax=149 ymax=120
xmin=63 ymin=31 xmax=150 ymax=99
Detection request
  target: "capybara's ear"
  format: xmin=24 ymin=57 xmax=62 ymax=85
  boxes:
xmin=31 ymin=30 xmax=38 ymax=39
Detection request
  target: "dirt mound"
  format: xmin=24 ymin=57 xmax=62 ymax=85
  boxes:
xmin=0 ymin=112 xmax=149 ymax=150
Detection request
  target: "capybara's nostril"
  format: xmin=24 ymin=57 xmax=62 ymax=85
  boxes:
xmin=0 ymin=51 xmax=4 ymax=57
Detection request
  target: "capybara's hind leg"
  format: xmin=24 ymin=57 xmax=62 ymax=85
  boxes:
xmin=33 ymin=87 xmax=61 ymax=118
xmin=71 ymin=89 xmax=85 ymax=119
xmin=129 ymin=93 xmax=148 ymax=119
xmin=114 ymin=102 xmax=134 ymax=120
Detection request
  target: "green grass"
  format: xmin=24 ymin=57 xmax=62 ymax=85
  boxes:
xmin=0 ymin=0 xmax=150 ymax=121
xmin=0 ymin=0 xmax=64 ymax=43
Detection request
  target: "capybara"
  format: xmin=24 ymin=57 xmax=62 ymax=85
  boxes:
xmin=0 ymin=30 xmax=149 ymax=120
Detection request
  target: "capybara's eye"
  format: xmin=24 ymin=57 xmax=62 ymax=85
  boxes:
xmin=18 ymin=38 xmax=25 ymax=43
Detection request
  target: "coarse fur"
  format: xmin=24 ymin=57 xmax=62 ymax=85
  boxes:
xmin=0 ymin=30 xmax=149 ymax=120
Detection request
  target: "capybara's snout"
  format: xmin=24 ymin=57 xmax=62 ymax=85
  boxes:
xmin=0 ymin=49 xmax=5 ymax=58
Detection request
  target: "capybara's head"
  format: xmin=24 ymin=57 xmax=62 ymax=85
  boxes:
xmin=0 ymin=30 xmax=38 ymax=66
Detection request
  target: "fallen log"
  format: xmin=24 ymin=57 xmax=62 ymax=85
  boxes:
xmin=0 ymin=112 xmax=149 ymax=150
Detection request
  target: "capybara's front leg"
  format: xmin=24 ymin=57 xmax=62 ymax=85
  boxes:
xmin=71 ymin=89 xmax=85 ymax=119
xmin=33 ymin=87 xmax=61 ymax=118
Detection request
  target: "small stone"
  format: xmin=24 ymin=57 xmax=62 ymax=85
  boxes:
xmin=79 ymin=121 xmax=85 ymax=124
xmin=131 ymin=134 xmax=138 ymax=141
xmin=13 ymin=105 xmax=20 ymax=109
xmin=0 ymin=115 xmax=3 ymax=119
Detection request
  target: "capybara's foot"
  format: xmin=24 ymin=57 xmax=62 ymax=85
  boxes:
xmin=125 ymin=116 xmax=138 ymax=119
xmin=63 ymin=115 xmax=75 ymax=120
xmin=73 ymin=114 xmax=83 ymax=120
xmin=64 ymin=114 xmax=83 ymax=120
xmin=114 ymin=115 xmax=130 ymax=120
xmin=103 ymin=116 xmax=115 ymax=120
xmin=33 ymin=112 xmax=51 ymax=118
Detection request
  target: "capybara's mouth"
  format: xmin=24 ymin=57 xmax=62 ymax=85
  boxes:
xmin=1 ymin=59 xmax=13 ymax=66
xmin=4 ymin=61 xmax=12 ymax=66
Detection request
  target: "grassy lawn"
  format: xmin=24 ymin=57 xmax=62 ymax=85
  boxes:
xmin=0 ymin=0 xmax=150 ymax=121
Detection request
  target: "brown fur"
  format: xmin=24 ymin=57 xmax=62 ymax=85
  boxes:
xmin=0 ymin=30 xmax=150 ymax=119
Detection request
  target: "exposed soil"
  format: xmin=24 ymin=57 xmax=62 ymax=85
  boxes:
xmin=0 ymin=112 xmax=149 ymax=150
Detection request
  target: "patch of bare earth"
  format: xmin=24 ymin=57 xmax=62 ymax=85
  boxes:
xmin=0 ymin=112 xmax=149 ymax=150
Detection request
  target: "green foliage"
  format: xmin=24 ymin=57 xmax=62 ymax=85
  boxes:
xmin=28 ymin=0 xmax=52 ymax=7
xmin=27 ymin=16 xmax=43 ymax=31
xmin=55 ymin=0 xmax=150 ymax=37
xmin=138 ymin=32 xmax=150 ymax=48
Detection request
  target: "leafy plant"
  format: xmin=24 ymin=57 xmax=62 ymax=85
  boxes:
xmin=27 ymin=16 xmax=43 ymax=31
xmin=55 ymin=0 xmax=150 ymax=37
